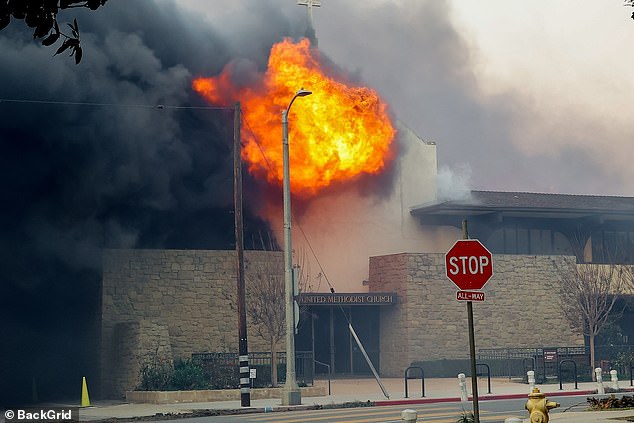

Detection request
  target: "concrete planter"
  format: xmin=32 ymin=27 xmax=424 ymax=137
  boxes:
xmin=126 ymin=385 xmax=327 ymax=404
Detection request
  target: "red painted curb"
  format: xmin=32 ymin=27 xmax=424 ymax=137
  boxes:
xmin=375 ymin=397 xmax=462 ymax=406
xmin=374 ymin=387 xmax=634 ymax=407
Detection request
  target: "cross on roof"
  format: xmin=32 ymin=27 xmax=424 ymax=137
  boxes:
xmin=297 ymin=0 xmax=321 ymax=29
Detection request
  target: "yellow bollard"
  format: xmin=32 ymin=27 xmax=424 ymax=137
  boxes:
xmin=81 ymin=377 xmax=91 ymax=407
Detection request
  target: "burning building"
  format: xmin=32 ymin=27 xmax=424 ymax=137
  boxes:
xmin=190 ymin=37 xmax=444 ymax=291
xmin=3 ymin=0 xmax=633 ymax=405
xmin=100 ymin=37 xmax=634 ymax=399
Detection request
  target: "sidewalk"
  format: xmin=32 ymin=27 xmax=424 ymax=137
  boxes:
xmin=78 ymin=377 xmax=634 ymax=422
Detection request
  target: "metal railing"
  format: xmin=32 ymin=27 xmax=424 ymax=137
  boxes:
xmin=478 ymin=345 xmax=634 ymax=384
xmin=523 ymin=357 xmax=536 ymax=377
xmin=192 ymin=351 xmax=314 ymax=388
xmin=477 ymin=347 xmax=589 ymax=381
xmin=593 ymin=345 xmax=634 ymax=375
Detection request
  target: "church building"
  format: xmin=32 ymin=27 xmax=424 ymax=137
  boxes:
xmin=100 ymin=129 xmax=634 ymax=398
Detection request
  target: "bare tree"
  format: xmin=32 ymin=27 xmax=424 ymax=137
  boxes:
xmin=243 ymin=255 xmax=285 ymax=387
xmin=225 ymin=248 xmax=312 ymax=387
xmin=558 ymin=261 xmax=630 ymax=374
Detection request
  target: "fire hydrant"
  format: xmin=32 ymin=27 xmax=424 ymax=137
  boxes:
xmin=525 ymin=388 xmax=559 ymax=423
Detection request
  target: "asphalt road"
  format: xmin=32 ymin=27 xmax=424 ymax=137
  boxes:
xmin=149 ymin=395 xmax=592 ymax=423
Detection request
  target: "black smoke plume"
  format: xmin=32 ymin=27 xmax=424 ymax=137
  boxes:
xmin=0 ymin=0 xmax=306 ymax=404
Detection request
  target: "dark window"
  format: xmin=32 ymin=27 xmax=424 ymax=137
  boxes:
xmin=504 ymin=228 xmax=517 ymax=254
xmin=591 ymin=230 xmax=634 ymax=264
xmin=517 ymin=228 xmax=529 ymax=254
xmin=487 ymin=226 xmax=572 ymax=256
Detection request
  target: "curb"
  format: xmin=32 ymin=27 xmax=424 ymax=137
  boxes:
xmin=84 ymin=387 xmax=634 ymax=421
xmin=374 ymin=387 xmax=634 ymax=407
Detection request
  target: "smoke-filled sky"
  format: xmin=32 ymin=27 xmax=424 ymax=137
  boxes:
xmin=0 ymin=0 xmax=296 ymax=404
xmin=1 ymin=0 xmax=633 ymax=404
xmin=182 ymin=0 xmax=634 ymax=196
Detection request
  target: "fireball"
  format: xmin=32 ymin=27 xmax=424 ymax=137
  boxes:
xmin=193 ymin=38 xmax=395 ymax=197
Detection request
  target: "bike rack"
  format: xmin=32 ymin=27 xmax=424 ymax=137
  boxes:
xmin=523 ymin=357 xmax=536 ymax=373
xmin=476 ymin=363 xmax=492 ymax=394
xmin=558 ymin=359 xmax=578 ymax=390
xmin=523 ymin=357 xmax=537 ymax=383
xmin=314 ymin=360 xmax=331 ymax=395
xmin=404 ymin=366 xmax=425 ymax=398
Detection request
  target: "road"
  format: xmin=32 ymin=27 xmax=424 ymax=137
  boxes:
xmin=152 ymin=395 xmax=591 ymax=423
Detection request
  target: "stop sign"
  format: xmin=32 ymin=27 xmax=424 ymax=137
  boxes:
xmin=445 ymin=239 xmax=493 ymax=291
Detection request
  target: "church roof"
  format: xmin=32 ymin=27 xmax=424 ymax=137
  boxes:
xmin=411 ymin=190 xmax=634 ymax=222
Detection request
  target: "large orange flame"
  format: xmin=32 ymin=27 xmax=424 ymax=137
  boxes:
xmin=193 ymin=38 xmax=396 ymax=197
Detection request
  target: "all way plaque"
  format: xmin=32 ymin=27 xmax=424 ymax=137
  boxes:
xmin=456 ymin=290 xmax=485 ymax=302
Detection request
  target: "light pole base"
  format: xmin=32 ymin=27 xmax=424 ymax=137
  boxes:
xmin=280 ymin=387 xmax=302 ymax=406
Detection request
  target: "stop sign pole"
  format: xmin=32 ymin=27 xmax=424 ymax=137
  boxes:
xmin=462 ymin=220 xmax=481 ymax=423
xmin=445 ymin=224 xmax=493 ymax=423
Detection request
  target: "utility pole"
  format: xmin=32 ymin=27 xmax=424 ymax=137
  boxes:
xmin=234 ymin=102 xmax=250 ymax=407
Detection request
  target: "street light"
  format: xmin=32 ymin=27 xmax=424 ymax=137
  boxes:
xmin=281 ymin=88 xmax=312 ymax=406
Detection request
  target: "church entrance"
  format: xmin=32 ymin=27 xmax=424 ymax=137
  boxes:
xmin=295 ymin=292 xmax=396 ymax=376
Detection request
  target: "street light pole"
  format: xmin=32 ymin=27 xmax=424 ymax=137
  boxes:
xmin=281 ymin=88 xmax=312 ymax=406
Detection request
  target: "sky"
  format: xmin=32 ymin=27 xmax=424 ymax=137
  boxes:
xmin=1 ymin=0 xmax=634 ymax=404
xmin=181 ymin=0 xmax=634 ymax=196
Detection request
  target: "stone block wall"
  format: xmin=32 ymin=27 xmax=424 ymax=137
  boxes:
xmin=369 ymin=253 xmax=584 ymax=376
xmin=101 ymin=249 xmax=282 ymax=398
xmin=102 ymin=249 xmax=591 ymax=396
xmin=106 ymin=320 xmax=172 ymax=398
xmin=366 ymin=253 xmax=410 ymax=378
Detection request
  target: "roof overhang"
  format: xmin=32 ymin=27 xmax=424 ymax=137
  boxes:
xmin=411 ymin=191 xmax=634 ymax=227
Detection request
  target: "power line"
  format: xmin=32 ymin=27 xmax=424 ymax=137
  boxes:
xmin=2 ymin=95 xmax=337 ymax=290
xmin=0 ymin=97 xmax=232 ymax=110
xmin=241 ymin=111 xmax=275 ymax=171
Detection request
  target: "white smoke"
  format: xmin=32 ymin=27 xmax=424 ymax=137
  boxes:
xmin=436 ymin=164 xmax=472 ymax=202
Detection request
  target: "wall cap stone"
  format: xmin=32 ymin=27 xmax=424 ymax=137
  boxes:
xmin=126 ymin=385 xmax=327 ymax=404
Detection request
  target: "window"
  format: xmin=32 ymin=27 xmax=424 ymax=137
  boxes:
xmin=487 ymin=226 xmax=572 ymax=256
xmin=591 ymin=230 xmax=634 ymax=264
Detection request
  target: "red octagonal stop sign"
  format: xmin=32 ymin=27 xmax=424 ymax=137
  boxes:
xmin=445 ymin=239 xmax=493 ymax=291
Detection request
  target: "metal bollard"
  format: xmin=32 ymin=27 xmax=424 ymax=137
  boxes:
xmin=610 ymin=369 xmax=619 ymax=391
xmin=401 ymin=409 xmax=417 ymax=422
xmin=595 ymin=368 xmax=605 ymax=395
xmin=458 ymin=373 xmax=468 ymax=402
xmin=527 ymin=370 xmax=535 ymax=391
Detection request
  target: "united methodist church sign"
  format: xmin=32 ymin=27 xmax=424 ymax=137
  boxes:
xmin=297 ymin=292 xmax=397 ymax=306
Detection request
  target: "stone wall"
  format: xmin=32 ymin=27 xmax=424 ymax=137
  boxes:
xmin=101 ymin=249 xmax=282 ymax=398
xmin=369 ymin=253 xmax=584 ymax=376
xmin=106 ymin=320 xmax=172 ymax=398
xmin=102 ymin=249 xmax=590 ymax=396
xmin=366 ymin=253 xmax=410 ymax=378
